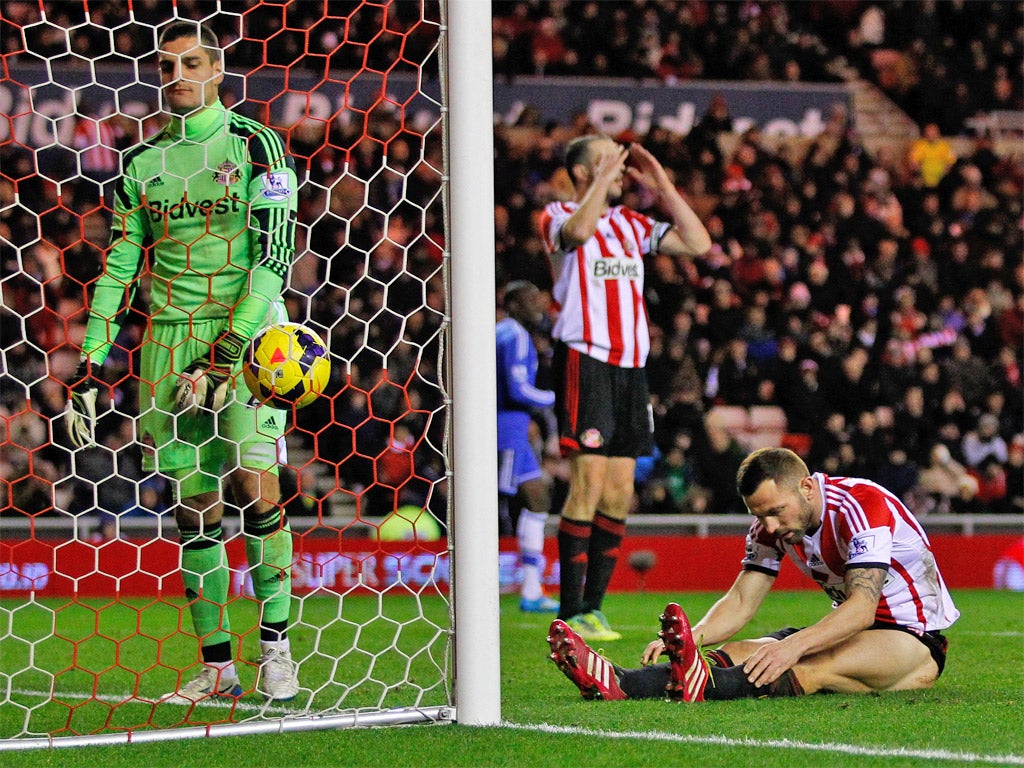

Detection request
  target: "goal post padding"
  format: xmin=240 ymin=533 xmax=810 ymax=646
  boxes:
xmin=0 ymin=0 xmax=499 ymax=746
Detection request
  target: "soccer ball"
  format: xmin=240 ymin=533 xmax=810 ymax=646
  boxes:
xmin=243 ymin=322 xmax=330 ymax=409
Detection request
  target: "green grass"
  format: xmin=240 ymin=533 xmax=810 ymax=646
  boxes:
xmin=1 ymin=590 xmax=1022 ymax=767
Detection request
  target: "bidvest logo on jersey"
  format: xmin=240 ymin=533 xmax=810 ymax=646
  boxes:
xmin=590 ymin=257 xmax=642 ymax=281
xmin=146 ymin=195 xmax=246 ymax=222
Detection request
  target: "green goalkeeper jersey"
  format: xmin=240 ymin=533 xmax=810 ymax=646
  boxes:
xmin=82 ymin=100 xmax=297 ymax=365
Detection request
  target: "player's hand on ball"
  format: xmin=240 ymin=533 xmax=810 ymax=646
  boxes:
xmin=174 ymin=331 xmax=246 ymax=415
xmin=65 ymin=358 xmax=99 ymax=449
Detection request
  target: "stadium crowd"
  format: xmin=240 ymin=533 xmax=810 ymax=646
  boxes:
xmin=495 ymin=99 xmax=1022 ymax=517
xmin=4 ymin=0 xmax=1020 ymax=132
xmin=0 ymin=1 xmax=1021 ymax=531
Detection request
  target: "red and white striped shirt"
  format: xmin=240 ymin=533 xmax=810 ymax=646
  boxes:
xmin=73 ymin=116 xmax=120 ymax=175
xmin=540 ymin=201 xmax=669 ymax=368
xmin=742 ymin=473 xmax=960 ymax=633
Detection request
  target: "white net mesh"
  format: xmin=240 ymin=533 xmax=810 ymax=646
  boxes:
xmin=0 ymin=0 xmax=454 ymax=742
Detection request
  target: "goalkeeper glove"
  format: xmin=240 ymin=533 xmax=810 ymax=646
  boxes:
xmin=173 ymin=331 xmax=247 ymax=415
xmin=65 ymin=358 xmax=99 ymax=449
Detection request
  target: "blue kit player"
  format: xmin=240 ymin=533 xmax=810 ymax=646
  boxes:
xmin=497 ymin=282 xmax=559 ymax=612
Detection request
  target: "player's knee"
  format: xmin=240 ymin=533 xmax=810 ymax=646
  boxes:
xmin=520 ymin=478 xmax=551 ymax=512
xmin=598 ymin=480 xmax=633 ymax=517
xmin=176 ymin=492 xmax=221 ymax=528
xmin=717 ymin=640 xmax=753 ymax=665
xmin=887 ymin=660 xmax=940 ymax=691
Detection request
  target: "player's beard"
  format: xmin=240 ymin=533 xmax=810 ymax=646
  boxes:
xmin=788 ymin=494 xmax=820 ymax=543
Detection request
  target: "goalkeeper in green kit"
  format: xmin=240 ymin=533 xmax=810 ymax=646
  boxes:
xmin=64 ymin=21 xmax=300 ymax=703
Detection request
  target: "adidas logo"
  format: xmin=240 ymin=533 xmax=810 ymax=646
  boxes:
xmin=147 ymin=175 xmax=165 ymax=188
xmin=260 ymin=416 xmax=278 ymax=430
xmin=807 ymin=554 xmax=824 ymax=568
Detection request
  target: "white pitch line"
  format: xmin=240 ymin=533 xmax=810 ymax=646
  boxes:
xmin=504 ymin=722 xmax=1024 ymax=766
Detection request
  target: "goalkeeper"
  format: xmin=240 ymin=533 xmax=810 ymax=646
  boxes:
xmin=64 ymin=21 xmax=300 ymax=704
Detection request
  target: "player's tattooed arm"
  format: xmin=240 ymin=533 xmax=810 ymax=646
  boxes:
xmin=844 ymin=566 xmax=886 ymax=605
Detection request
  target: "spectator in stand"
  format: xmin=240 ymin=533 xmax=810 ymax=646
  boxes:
xmin=777 ymin=358 xmax=829 ymax=438
xmin=693 ymin=409 xmax=747 ymax=516
xmin=893 ymin=385 xmax=937 ymax=466
xmin=821 ymin=346 xmax=877 ymax=423
xmin=962 ymin=414 xmax=1009 ymax=470
xmin=1006 ymin=437 xmax=1024 ymax=515
xmin=969 ymin=456 xmax=1009 ymax=513
xmin=907 ymin=122 xmax=957 ymax=189
xmin=639 ymin=432 xmax=707 ymax=516
xmin=913 ymin=443 xmax=979 ymax=515
xmin=942 ymin=336 xmax=996 ymax=411
xmin=710 ymin=337 xmax=762 ymax=407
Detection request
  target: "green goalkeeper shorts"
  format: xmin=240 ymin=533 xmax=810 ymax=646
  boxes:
xmin=139 ymin=318 xmax=287 ymax=500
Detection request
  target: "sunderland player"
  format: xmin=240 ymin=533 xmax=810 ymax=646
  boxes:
xmin=497 ymin=281 xmax=559 ymax=613
xmin=547 ymin=448 xmax=960 ymax=702
xmin=539 ymin=135 xmax=711 ymax=640
xmin=63 ymin=22 xmax=300 ymax=703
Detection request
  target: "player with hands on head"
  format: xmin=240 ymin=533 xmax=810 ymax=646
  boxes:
xmin=63 ymin=20 xmax=300 ymax=704
xmin=497 ymin=281 xmax=560 ymax=612
xmin=547 ymin=447 xmax=960 ymax=702
xmin=539 ymin=134 xmax=711 ymax=641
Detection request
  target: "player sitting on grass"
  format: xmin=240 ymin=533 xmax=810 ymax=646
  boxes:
xmin=547 ymin=447 xmax=960 ymax=701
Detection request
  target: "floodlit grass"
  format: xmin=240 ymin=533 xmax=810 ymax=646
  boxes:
xmin=1 ymin=589 xmax=1022 ymax=767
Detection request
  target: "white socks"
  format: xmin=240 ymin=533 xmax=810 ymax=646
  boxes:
xmin=517 ymin=509 xmax=548 ymax=600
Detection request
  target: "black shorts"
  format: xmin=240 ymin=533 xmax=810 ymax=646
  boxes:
xmin=767 ymin=623 xmax=949 ymax=677
xmin=551 ymin=342 xmax=653 ymax=458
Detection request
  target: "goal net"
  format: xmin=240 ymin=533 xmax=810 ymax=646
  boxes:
xmin=0 ymin=0 xmax=497 ymax=747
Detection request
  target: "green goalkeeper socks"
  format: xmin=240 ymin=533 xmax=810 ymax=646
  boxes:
xmin=179 ymin=524 xmax=232 ymax=649
xmin=244 ymin=508 xmax=294 ymax=629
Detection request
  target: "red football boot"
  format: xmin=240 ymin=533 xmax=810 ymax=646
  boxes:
xmin=547 ymin=619 xmax=626 ymax=700
xmin=659 ymin=602 xmax=711 ymax=702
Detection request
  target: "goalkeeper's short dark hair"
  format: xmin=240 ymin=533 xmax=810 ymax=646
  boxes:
xmin=158 ymin=20 xmax=221 ymax=63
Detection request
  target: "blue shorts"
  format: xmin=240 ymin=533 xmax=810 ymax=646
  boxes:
xmin=498 ymin=439 xmax=543 ymax=496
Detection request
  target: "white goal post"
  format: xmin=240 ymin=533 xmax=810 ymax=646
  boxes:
xmin=0 ymin=0 xmax=499 ymax=749
xmin=446 ymin=0 xmax=503 ymax=728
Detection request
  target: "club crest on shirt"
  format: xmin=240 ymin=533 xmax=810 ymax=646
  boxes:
xmin=212 ymin=161 xmax=240 ymax=185
xmin=580 ymin=428 xmax=604 ymax=449
xmin=261 ymin=171 xmax=292 ymax=200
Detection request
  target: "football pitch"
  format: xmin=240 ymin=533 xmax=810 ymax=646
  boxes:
xmin=2 ymin=589 xmax=1022 ymax=767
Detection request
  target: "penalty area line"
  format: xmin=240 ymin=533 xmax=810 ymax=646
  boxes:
xmin=504 ymin=722 xmax=1024 ymax=766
